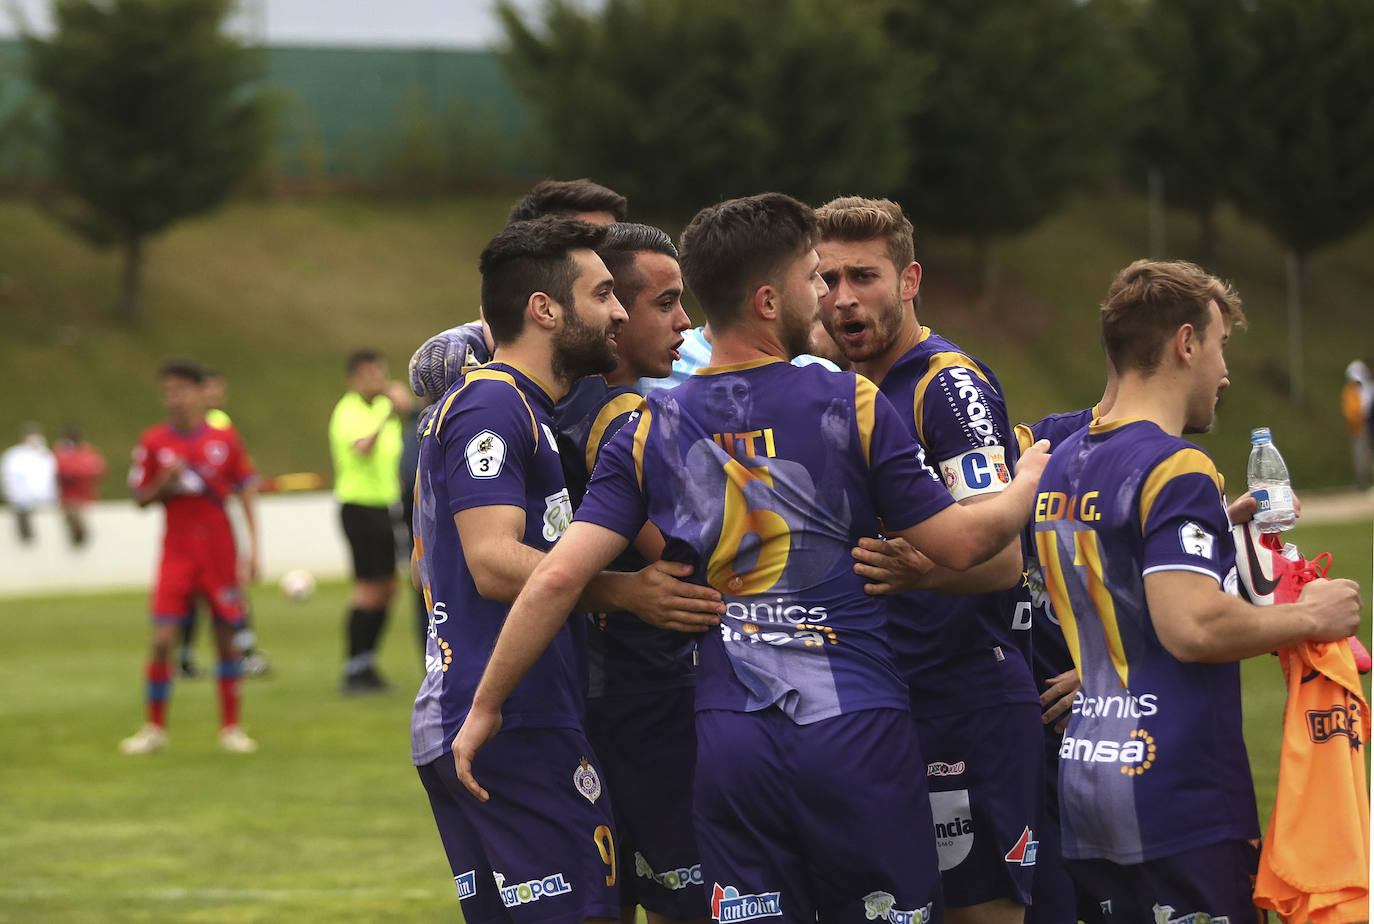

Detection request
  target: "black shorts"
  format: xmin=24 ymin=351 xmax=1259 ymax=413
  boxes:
xmin=340 ymin=503 xmax=397 ymax=580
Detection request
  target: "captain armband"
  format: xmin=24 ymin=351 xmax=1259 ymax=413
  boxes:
xmin=936 ymin=446 xmax=1012 ymax=501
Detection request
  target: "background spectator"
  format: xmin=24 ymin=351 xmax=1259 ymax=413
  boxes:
xmin=2 ymin=423 xmax=58 ymax=544
xmin=53 ymin=426 xmax=106 ymax=547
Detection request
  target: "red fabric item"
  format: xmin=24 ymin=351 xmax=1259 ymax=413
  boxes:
xmin=55 ymin=442 xmax=105 ymax=504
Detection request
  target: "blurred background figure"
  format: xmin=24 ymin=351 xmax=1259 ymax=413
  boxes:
xmin=330 ymin=349 xmax=411 ymax=693
xmin=53 ymin=426 xmax=105 ymax=547
xmin=1342 ymin=360 xmax=1373 ymax=488
xmin=2 ymin=423 xmax=57 ymax=544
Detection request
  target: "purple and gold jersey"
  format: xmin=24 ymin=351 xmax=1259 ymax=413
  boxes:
xmin=576 ymin=358 xmax=955 ymax=724
xmin=410 ymin=362 xmax=586 ymax=766
xmin=1014 ymin=407 xmax=1097 ymax=686
xmin=879 ymin=328 xmax=1038 ymax=714
xmin=1032 ymin=419 xmax=1257 ymax=864
xmin=555 ymin=376 xmax=696 ymax=698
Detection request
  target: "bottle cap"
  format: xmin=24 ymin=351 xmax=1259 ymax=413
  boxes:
xmin=1250 ymin=427 xmax=1272 ymax=444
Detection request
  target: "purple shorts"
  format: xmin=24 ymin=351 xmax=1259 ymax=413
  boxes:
xmin=586 ymin=687 xmax=707 ymax=919
xmin=416 ymin=727 xmax=619 ymax=924
xmin=1028 ymin=730 xmax=1104 ymax=924
xmin=1066 ymin=839 xmax=1262 ymax=924
xmin=916 ymin=701 xmax=1043 ymax=908
xmin=695 ymin=707 xmax=941 ymax=924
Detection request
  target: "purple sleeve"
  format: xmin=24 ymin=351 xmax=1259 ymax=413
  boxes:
xmin=575 ymin=410 xmax=649 ymax=539
xmin=439 ymin=381 xmax=536 ymax=516
xmin=920 ymin=366 xmax=1011 ymax=459
xmin=1141 ymin=471 xmax=1230 ymax=585
xmin=869 ymin=390 xmax=956 ymax=531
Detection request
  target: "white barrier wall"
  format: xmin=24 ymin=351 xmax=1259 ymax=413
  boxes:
xmin=0 ymin=492 xmax=354 ymax=598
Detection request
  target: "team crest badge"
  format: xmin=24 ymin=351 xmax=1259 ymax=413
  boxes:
xmin=573 ymin=757 xmax=602 ymax=803
xmin=942 ymin=464 xmax=958 ymax=490
xmin=205 ymin=440 xmax=228 ymax=466
xmin=993 ymin=461 xmax=1010 ymax=484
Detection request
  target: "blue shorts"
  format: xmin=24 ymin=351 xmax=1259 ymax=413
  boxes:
xmin=416 ymin=727 xmax=620 ymax=924
xmin=916 ymin=701 xmax=1043 ymax=908
xmin=695 ymin=708 xmax=941 ymax=924
xmin=1028 ymin=730 xmax=1103 ymax=924
xmin=1066 ymin=839 xmax=1262 ymax=924
xmin=586 ymin=687 xmax=706 ymax=919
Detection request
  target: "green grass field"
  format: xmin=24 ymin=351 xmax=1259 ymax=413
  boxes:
xmin=1 ymin=521 xmax=1368 ymax=922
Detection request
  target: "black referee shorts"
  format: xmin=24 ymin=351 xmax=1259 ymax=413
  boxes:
xmin=340 ymin=502 xmax=397 ymax=581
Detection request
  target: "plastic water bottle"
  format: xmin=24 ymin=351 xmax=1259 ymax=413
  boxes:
xmin=1247 ymin=427 xmax=1296 ymax=533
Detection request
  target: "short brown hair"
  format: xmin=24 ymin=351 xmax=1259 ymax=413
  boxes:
xmin=478 ymin=218 xmax=609 ymax=345
xmin=815 ymin=196 xmax=916 ymax=274
xmin=507 ymin=178 xmax=628 ymax=224
xmin=679 ymin=193 xmax=818 ymax=332
xmin=1100 ymin=260 xmax=1246 ymax=374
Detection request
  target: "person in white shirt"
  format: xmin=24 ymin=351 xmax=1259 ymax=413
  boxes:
xmin=2 ymin=424 xmax=59 ymax=544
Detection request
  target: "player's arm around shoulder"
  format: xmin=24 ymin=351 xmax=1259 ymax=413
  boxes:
xmin=1147 ymin=570 xmax=1361 ymax=663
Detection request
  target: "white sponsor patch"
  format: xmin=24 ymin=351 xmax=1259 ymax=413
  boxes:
xmin=1178 ymin=521 xmax=1214 ymax=558
xmin=929 ymin=789 xmax=974 ymax=871
xmin=541 ymin=422 xmax=559 ymax=452
xmin=937 ymin=446 xmax=1010 ymax=501
xmin=465 ymin=430 xmax=506 ymax=479
xmin=542 ymin=488 xmax=573 ymax=541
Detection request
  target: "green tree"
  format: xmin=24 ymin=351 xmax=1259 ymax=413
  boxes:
xmin=888 ymin=0 xmax=1142 ymax=289
xmin=1130 ymin=0 xmax=1255 ymax=262
xmin=1230 ymin=0 xmax=1374 ymax=403
xmin=25 ymin=0 xmax=275 ymax=322
xmin=498 ymin=0 xmax=922 ymax=220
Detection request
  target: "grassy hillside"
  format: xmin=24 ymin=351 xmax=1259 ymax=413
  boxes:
xmin=0 ymin=191 xmax=1370 ymax=496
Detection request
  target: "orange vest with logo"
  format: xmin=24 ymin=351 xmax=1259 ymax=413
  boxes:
xmin=1254 ymin=639 xmax=1370 ymax=923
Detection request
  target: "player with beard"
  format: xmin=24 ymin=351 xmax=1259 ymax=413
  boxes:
xmin=815 ymin=197 xmax=1037 ymax=924
xmin=1032 ymin=261 xmax=1361 ymax=921
xmin=452 ymin=194 xmax=1053 ymax=924
xmin=410 ymin=218 xmax=724 ymax=923
xmin=553 ymin=223 xmax=708 ymax=924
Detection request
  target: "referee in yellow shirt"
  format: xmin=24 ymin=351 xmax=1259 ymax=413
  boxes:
xmin=330 ymin=350 xmax=411 ymax=693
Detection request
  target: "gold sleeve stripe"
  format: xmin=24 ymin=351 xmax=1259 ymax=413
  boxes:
xmin=911 ymin=352 xmax=992 ymax=447
xmin=586 ymin=394 xmax=646 ymax=475
xmin=855 ymin=375 xmax=878 ymax=468
xmin=1014 ymin=423 xmax=1035 ymax=453
xmin=1077 ymin=531 xmax=1130 ymax=688
xmin=1036 ymin=532 xmax=1083 ymax=675
xmin=435 ymin=369 xmax=539 ymax=447
xmin=1139 ymin=448 xmax=1223 ymax=532
xmin=632 ymin=405 xmax=654 ymax=489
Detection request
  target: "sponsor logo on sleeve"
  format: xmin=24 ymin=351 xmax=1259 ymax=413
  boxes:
xmin=1179 ymin=521 xmax=1215 ymax=558
xmin=454 ymin=870 xmax=477 ymax=900
xmin=573 ymin=757 xmax=602 ymax=803
xmin=492 ymin=870 xmax=572 ymax=907
xmin=946 ymin=367 xmax=1000 ymax=447
xmin=465 ymin=430 xmax=506 ymax=479
xmin=711 ymin=884 xmax=783 ymax=923
xmin=1003 ymin=827 xmax=1038 ymax=867
xmin=937 ymin=447 xmax=1010 ymax=501
xmin=542 ymin=488 xmax=573 ymax=541
xmin=929 ymin=789 xmax=975 ymax=871
xmin=861 ymin=891 xmax=934 ymax=924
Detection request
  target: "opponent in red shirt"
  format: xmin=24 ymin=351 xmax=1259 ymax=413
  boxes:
xmin=120 ymin=359 xmax=261 ymax=755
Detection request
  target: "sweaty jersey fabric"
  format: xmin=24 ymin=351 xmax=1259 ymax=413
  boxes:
xmin=410 ymin=362 xmax=585 ymax=766
xmin=129 ymin=421 xmax=255 ymax=551
xmin=556 ymin=375 xmax=696 ymax=698
xmin=1254 ymin=639 xmax=1370 ymax=923
xmin=879 ymin=327 xmax=1037 ymax=715
xmin=576 ymin=357 xmax=955 ymax=725
xmin=1033 ymin=418 xmax=1258 ymax=865
xmin=329 ymin=391 xmax=402 ymax=507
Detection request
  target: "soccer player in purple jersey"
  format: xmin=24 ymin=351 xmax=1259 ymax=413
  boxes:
xmin=815 ymin=198 xmax=1039 ymax=924
xmin=1033 ymin=260 xmax=1360 ymax=922
xmin=454 ymin=193 xmax=1052 ymax=924
xmin=410 ymin=217 xmax=723 ymax=924
xmin=554 ymin=223 xmax=706 ymax=924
